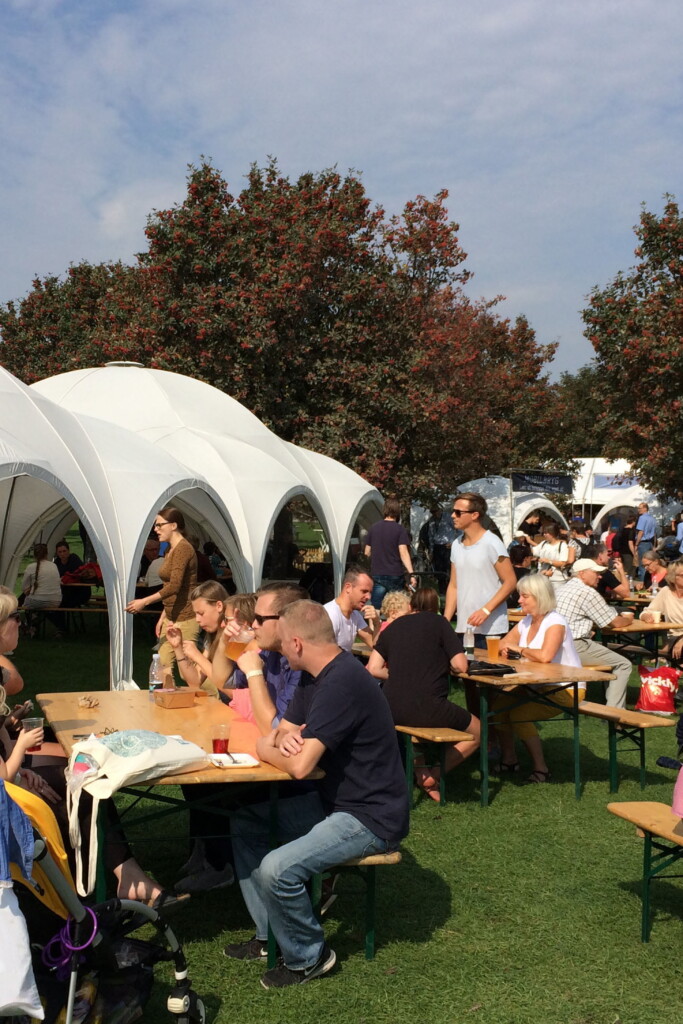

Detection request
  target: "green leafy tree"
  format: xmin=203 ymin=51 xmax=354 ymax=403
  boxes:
xmin=582 ymin=196 xmax=683 ymax=495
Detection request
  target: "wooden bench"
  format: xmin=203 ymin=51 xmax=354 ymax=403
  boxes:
xmin=607 ymin=801 xmax=683 ymax=941
xmin=579 ymin=702 xmax=675 ymax=791
xmin=395 ymin=725 xmax=474 ymax=806
xmin=311 ymin=850 xmax=402 ymax=959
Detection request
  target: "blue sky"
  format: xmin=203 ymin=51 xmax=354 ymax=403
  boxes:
xmin=2 ymin=0 xmax=682 ymax=376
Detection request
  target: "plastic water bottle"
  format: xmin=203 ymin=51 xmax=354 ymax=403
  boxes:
xmin=464 ymin=626 xmax=475 ymax=657
xmin=148 ymin=653 xmax=164 ymax=701
xmin=627 ymin=575 xmax=633 ymax=593
xmin=651 ymin=580 xmax=659 ymax=596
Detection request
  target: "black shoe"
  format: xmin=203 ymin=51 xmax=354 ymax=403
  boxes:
xmin=223 ymin=937 xmax=268 ymax=961
xmin=260 ymin=944 xmax=336 ymax=989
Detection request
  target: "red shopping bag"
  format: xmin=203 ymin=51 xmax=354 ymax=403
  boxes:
xmin=635 ymin=665 xmax=680 ymax=715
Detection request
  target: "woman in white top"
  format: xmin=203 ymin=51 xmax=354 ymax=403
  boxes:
xmin=22 ymin=543 xmax=62 ymax=609
xmin=531 ymin=522 xmax=572 ymax=593
xmin=492 ymin=573 xmax=583 ymax=784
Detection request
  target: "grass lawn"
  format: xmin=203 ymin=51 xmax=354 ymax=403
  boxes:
xmin=13 ymin=629 xmax=683 ymax=1024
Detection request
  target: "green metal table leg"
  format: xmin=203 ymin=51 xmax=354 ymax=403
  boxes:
xmin=608 ymin=721 xmax=619 ymax=793
xmin=639 ymin=728 xmax=646 ymax=789
xmin=365 ymin=866 xmax=376 ymax=960
xmin=642 ymin=831 xmax=653 ymax=942
xmin=572 ymin=683 xmax=581 ymax=801
xmin=480 ymin=685 xmax=489 ymax=808
xmin=404 ymin=733 xmax=415 ymax=806
xmin=439 ymin=745 xmax=447 ymax=805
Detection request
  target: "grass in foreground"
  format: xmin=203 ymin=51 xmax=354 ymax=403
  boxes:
xmin=13 ymin=630 xmax=683 ymax=1024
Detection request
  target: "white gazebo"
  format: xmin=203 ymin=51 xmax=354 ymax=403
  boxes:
xmin=0 ymin=364 xmax=381 ymax=686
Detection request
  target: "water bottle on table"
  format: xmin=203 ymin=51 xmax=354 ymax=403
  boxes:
xmin=149 ymin=652 xmax=164 ymax=701
xmin=464 ymin=626 xmax=475 ymax=658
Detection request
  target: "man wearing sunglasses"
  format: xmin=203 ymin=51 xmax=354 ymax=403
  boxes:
xmin=229 ymin=582 xmax=310 ymax=736
xmin=443 ymin=492 xmax=516 ymax=711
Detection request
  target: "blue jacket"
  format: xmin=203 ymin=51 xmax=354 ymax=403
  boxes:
xmin=0 ymin=780 xmax=34 ymax=884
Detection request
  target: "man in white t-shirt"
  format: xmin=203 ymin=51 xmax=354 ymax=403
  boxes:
xmin=443 ymin=492 xmax=517 ymax=713
xmin=324 ymin=567 xmax=380 ymax=652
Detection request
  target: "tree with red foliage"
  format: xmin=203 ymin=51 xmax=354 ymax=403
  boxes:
xmin=582 ymin=196 xmax=683 ymax=496
xmin=0 ymin=158 xmax=565 ymax=497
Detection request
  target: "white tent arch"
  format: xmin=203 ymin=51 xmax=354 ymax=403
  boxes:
xmin=32 ymin=364 xmax=381 ymax=590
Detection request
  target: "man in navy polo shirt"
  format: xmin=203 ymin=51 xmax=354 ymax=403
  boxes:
xmin=225 ymin=601 xmax=409 ymax=989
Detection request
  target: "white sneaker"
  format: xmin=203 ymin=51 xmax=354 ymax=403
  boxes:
xmin=175 ymin=860 xmax=234 ymax=894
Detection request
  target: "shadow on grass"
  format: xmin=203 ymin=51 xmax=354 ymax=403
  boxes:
xmin=618 ymin=877 xmax=683 ymax=937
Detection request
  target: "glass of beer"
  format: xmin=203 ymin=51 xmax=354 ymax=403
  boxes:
xmin=224 ymin=623 xmax=254 ymax=662
xmin=485 ymin=636 xmax=500 ymax=660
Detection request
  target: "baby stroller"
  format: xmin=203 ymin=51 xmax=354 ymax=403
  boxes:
xmin=1 ymin=780 xmax=205 ymax=1024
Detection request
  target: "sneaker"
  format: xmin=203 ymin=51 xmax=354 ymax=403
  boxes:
xmin=175 ymin=860 xmax=234 ymax=894
xmin=223 ymin=937 xmax=268 ymax=961
xmin=260 ymin=944 xmax=336 ymax=989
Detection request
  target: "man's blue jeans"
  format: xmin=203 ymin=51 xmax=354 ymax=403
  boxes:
xmin=637 ymin=540 xmax=654 ymax=580
xmin=371 ymin=574 xmax=406 ymax=609
xmin=230 ymin=791 xmax=390 ymax=970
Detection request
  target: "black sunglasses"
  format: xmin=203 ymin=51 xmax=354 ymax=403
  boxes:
xmin=452 ymin=508 xmax=472 ymax=517
xmin=153 ymin=520 xmax=171 ymax=529
xmin=253 ymin=613 xmax=280 ymax=625
xmin=8 ymin=611 xmax=22 ymax=622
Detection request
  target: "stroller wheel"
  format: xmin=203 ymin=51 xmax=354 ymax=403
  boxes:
xmin=168 ymin=989 xmax=205 ymax=1024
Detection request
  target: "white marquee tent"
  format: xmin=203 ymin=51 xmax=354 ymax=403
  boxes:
xmin=0 ymin=364 xmax=381 ymax=687
xmin=456 ymin=476 xmax=569 ymax=545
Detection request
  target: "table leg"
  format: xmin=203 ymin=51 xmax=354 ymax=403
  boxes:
xmin=572 ymin=682 xmax=581 ymax=801
xmin=480 ymin=684 xmax=489 ymax=808
xmin=642 ymin=831 xmax=652 ymax=942
xmin=608 ymin=721 xmax=619 ymax=793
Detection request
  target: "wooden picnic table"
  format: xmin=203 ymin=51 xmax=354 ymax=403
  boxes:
xmin=456 ymin=657 xmax=615 ymax=807
xmin=36 ymin=688 xmax=297 ymax=785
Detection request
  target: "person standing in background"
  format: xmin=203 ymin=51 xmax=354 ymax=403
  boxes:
xmin=126 ymin=507 xmax=198 ymax=686
xmin=364 ymin=499 xmax=417 ymax=608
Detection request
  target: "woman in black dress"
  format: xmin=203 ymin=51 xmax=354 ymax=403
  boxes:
xmin=367 ymin=588 xmax=480 ymax=800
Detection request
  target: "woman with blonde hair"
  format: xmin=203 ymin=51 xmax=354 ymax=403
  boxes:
xmin=494 ymin=573 xmax=582 ymax=784
xmin=379 ymin=590 xmax=412 ymax=633
xmin=126 ymin=507 xmax=199 ymax=685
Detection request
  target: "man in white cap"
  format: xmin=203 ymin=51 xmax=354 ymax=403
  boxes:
xmin=556 ymin=558 xmax=634 ymax=708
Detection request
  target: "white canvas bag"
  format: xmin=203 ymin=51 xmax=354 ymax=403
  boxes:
xmin=66 ymin=730 xmax=208 ymax=896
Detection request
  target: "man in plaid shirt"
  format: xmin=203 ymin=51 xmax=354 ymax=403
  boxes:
xmin=556 ymin=558 xmax=634 ymax=708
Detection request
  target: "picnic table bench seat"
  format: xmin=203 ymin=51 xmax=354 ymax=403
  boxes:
xmin=311 ymin=850 xmax=402 ymax=960
xmin=607 ymin=800 xmax=683 ymax=941
xmin=395 ymin=725 xmax=474 ymax=806
xmin=579 ymin=701 xmax=675 ymax=791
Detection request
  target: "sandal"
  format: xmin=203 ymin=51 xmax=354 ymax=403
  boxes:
xmin=414 ymin=767 xmax=442 ymax=803
xmin=495 ymin=761 xmax=520 ymax=774
xmin=523 ymin=769 xmax=551 ymax=785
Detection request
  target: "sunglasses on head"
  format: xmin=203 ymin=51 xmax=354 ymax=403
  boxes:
xmin=253 ymin=613 xmax=280 ymax=625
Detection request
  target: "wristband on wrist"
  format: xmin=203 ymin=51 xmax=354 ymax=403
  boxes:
xmin=481 ymin=606 xmax=491 ymax=616
xmin=246 ymin=669 xmax=264 ymax=680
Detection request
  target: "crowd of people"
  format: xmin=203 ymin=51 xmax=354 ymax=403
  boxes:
xmin=6 ymin=494 xmax=683 ymax=991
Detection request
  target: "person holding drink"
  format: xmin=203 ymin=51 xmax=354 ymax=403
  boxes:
xmin=492 ymin=574 xmax=583 ymax=784
xmin=640 ymin=558 xmax=683 ymax=664
xmin=166 ymin=583 xmax=256 ymax=697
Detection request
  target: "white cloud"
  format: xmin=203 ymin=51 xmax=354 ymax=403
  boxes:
xmin=0 ymin=0 xmax=681 ymax=373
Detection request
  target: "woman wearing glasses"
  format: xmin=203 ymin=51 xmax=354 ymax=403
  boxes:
xmin=641 ymin=559 xmax=683 ymax=663
xmin=126 ymin=507 xmax=199 ymax=685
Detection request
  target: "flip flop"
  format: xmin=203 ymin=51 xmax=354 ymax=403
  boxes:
xmin=145 ymin=890 xmax=191 ymax=913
